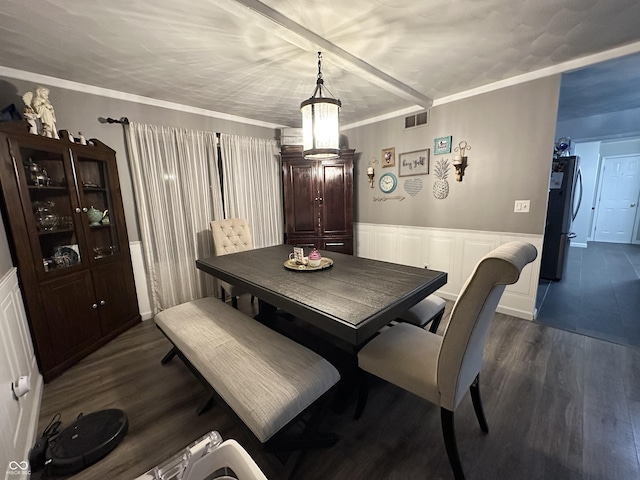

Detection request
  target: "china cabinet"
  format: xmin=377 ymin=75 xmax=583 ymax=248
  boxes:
xmin=281 ymin=145 xmax=354 ymax=255
xmin=0 ymin=121 xmax=140 ymax=381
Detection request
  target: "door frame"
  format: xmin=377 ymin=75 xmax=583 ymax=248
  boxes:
xmin=591 ymin=154 xmax=640 ymax=244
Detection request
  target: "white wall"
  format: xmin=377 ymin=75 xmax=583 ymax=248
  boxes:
xmin=571 ymin=141 xmax=601 ymax=246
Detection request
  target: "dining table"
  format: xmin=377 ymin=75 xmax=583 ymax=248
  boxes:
xmin=196 ymin=244 xmax=447 ymax=351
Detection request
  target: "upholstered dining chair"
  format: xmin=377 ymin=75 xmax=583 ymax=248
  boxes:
xmin=356 ymin=241 xmax=537 ymax=480
xmin=210 ymin=218 xmax=254 ymax=309
xmin=397 ymin=294 xmax=447 ymax=333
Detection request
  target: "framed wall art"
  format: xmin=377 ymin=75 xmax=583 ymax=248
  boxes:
xmin=399 ymin=149 xmax=430 ymax=176
xmin=434 ymin=136 xmax=452 ymax=155
xmin=381 ymin=147 xmax=395 ymax=167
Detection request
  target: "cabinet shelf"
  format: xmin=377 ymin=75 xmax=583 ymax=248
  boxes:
xmin=28 ymin=185 xmax=68 ymax=192
xmin=37 ymin=228 xmax=75 ymax=236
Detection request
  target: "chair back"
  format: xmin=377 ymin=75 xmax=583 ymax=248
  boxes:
xmin=210 ymin=218 xmax=253 ymax=256
xmin=437 ymin=241 xmax=537 ymax=411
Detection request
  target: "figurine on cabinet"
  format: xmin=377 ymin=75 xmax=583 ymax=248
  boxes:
xmin=21 ymin=93 xmax=39 ymax=135
xmin=31 ymin=86 xmax=59 ymax=139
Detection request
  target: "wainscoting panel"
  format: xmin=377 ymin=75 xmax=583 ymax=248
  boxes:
xmin=460 ymin=236 xmax=497 ymax=285
xmin=372 ymin=227 xmax=398 ymax=263
xmin=355 ymin=223 xmax=543 ymax=320
xmin=0 ymin=268 xmax=42 ymax=478
xmin=396 ymin=228 xmax=424 ymax=266
xmin=427 ymin=235 xmax=457 ymax=283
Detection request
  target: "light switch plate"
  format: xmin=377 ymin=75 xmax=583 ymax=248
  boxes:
xmin=514 ymin=200 xmax=530 ymax=213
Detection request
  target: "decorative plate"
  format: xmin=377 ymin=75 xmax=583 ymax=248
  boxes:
xmin=284 ymin=257 xmax=334 ymax=271
xmin=53 ymin=246 xmax=80 ymax=266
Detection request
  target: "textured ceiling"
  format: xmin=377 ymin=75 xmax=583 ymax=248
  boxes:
xmin=558 ymin=51 xmax=640 ymax=121
xmin=1 ymin=0 xmax=639 ymax=128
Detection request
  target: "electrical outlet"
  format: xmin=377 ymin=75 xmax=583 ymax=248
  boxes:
xmin=514 ymin=200 xmax=530 ymax=213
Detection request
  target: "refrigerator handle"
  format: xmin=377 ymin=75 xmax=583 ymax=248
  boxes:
xmin=572 ymin=167 xmax=583 ymax=222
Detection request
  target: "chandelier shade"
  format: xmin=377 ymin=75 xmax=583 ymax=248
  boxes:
xmin=301 ymin=52 xmax=341 ymax=159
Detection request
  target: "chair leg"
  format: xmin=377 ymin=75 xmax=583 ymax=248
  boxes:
xmin=160 ymin=346 xmax=177 ymax=365
xmin=470 ymin=374 xmax=489 ymax=433
xmin=428 ymin=308 xmax=445 ymax=333
xmin=251 ymin=294 xmax=255 ymax=304
xmin=220 ymin=286 xmax=226 ymax=303
xmin=441 ymin=408 xmax=466 ymax=480
xmin=231 ymin=296 xmax=238 ymax=309
xmin=353 ymin=370 xmax=369 ymax=420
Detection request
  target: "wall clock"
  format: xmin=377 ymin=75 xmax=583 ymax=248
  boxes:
xmin=379 ymin=172 xmax=397 ymax=193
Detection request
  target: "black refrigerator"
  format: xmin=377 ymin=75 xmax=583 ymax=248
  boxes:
xmin=540 ymin=156 xmax=581 ymax=281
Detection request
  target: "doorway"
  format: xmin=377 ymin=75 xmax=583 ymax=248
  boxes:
xmin=592 ymin=154 xmax=640 ymax=244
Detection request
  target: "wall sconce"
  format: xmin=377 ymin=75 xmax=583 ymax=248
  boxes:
xmin=453 ymin=140 xmax=471 ymax=181
xmin=367 ymin=156 xmax=377 ymax=188
xmin=300 ymin=52 xmax=341 ymax=160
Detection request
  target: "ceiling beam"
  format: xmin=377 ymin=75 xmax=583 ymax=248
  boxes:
xmin=228 ymin=0 xmax=433 ymax=108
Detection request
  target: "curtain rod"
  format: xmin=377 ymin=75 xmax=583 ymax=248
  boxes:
xmin=98 ymin=117 xmax=129 ymax=125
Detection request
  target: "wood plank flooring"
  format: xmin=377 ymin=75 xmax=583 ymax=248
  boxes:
xmin=34 ymin=296 xmax=640 ymax=479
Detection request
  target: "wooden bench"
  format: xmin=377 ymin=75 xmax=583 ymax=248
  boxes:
xmin=154 ymin=297 xmax=340 ymax=470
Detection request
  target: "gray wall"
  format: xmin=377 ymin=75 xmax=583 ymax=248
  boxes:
xmin=0 ymin=76 xmax=278 ymax=276
xmin=0 ymin=74 xmax=562 ymax=279
xmin=345 ymin=76 xmax=561 ymax=235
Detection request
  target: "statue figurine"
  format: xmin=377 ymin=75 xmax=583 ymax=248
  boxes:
xmin=21 ymin=92 xmax=38 ymax=135
xmin=30 ymin=86 xmax=59 ymax=139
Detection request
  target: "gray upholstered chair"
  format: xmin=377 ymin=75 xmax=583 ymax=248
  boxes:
xmin=397 ymin=294 xmax=446 ymax=333
xmin=356 ymin=241 xmax=537 ymax=480
xmin=210 ymin=218 xmax=254 ymax=309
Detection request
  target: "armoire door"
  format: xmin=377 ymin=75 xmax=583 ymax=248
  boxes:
xmin=283 ymin=160 xmax=319 ymax=236
xmin=318 ymin=159 xmax=353 ymax=237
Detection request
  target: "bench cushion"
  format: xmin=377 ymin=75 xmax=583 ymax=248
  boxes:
xmin=155 ymin=298 xmax=340 ymax=443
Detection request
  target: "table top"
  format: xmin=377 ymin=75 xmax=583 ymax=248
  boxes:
xmin=196 ymin=245 xmax=447 ymax=346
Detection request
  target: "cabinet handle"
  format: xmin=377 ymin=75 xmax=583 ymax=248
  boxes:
xmin=82 ymin=207 xmax=88 ymax=213
xmin=75 ymin=207 xmax=81 ymax=213
xmin=92 ymin=303 xmax=98 ymax=309
xmin=99 ymin=300 xmax=106 ymax=306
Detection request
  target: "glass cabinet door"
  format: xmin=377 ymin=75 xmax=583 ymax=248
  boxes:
xmin=16 ymin=143 xmax=84 ymax=274
xmin=73 ymin=152 xmax=121 ymax=263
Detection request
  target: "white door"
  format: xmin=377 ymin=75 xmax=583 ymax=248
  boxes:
xmin=0 ymin=273 xmax=41 ymax=479
xmin=594 ymin=155 xmax=640 ymax=243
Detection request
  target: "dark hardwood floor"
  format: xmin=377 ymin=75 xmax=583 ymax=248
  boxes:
xmin=35 ymin=295 xmax=640 ymax=479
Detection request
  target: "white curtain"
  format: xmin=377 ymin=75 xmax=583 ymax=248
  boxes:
xmin=125 ymin=123 xmax=224 ymax=313
xmin=219 ymin=133 xmax=283 ymax=248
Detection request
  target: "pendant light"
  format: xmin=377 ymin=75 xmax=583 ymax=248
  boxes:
xmin=300 ymin=52 xmax=341 ymax=159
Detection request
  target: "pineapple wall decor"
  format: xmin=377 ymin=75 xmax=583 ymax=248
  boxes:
xmin=433 ymin=158 xmax=450 ymax=199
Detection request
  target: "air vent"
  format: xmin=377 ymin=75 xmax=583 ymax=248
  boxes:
xmin=404 ymin=111 xmax=429 ymax=129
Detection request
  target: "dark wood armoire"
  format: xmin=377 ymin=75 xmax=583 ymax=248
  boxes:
xmin=281 ymin=145 xmax=354 ymax=255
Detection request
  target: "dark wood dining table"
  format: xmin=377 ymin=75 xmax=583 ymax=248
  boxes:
xmin=196 ymin=244 xmax=447 ymax=350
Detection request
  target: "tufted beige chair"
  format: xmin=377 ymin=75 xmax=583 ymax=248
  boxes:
xmin=356 ymin=241 xmax=537 ymax=480
xmin=210 ymin=218 xmax=254 ymax=309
